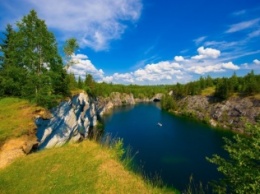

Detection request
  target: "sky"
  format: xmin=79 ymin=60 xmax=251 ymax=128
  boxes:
xmin=0 ymin=0 xmax=260 ymax=85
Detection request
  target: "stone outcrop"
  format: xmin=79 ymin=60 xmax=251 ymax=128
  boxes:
xmin=96 ymin=92 xmax=135 ymax=116
xmin=36 ymin=92 xmax=166 ymax=149
xmin=36 ymin=93 xmax=97 ymax=149
xmin=151 ymin=93 xmax=164 ymax=102
xmin=176 ymin=95 xmax=260 ymax=132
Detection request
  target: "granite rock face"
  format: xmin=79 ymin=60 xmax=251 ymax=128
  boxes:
xmin=36 ymin=93 xmax=97 ymax=149
xmin=96 ymin=92 xmax=136 ymax=116
xmin=36 ymin=92 xmax=166 ymax=149
xmin=177 ymin=96 xmax=260 ymax=132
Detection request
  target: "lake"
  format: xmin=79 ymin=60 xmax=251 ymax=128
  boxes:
xmin=101 ymin=102 xmax=232 ymax=192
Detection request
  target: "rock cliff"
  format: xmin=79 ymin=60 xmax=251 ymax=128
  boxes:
xmin=96 ymin=92 xmax=135 ymax=116
xmin=36 ymin=92 xmax=164 ymax=149
xmin=36 ymin=93 xmax=97 ymax=149
xmin=176 ymin=95 xmax=260 ymax=132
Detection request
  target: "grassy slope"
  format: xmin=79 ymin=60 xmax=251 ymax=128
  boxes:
xmin=0 ymin=98 xmax=41 ymax=144
xmin=0 ymin=97 xmax=178 ymax=193
xmin=0 ymin=140 xmax=177 ymax=194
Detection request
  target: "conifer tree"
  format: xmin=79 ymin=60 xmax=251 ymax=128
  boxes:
xmin=0 ymin=10 xmax=69 ymax=106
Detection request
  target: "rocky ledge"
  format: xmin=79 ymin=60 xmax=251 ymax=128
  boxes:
xmin=36 ymin=93 xmax=98 ymax=149
xmin=176 ymin=95 xmax=260 ymax=132
xmin=36 ymin=92 xmax=163 ymax=149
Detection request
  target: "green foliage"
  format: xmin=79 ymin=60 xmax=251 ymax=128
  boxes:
xmin=243 ymin=70 xmax=260 ymax=95
xmin=214 ymin=78 xmax=233 ymax=100
xmin=63 ymin=38 xmax=79 ymax=69
xmin=77 ymin=76 xmax=84 ymax=89
xmin=89 ymin=82 xmax=167 ymax=99
xmin=161 ymin=95 xmax=177 ymax=111
xmin=0 ymin=140 xmax=177 ymax=194
xmin=0 ymin=10 xmax=70 ymax=107
xmin=63 ymin=38 xmax=79 ymax=57
xmin=207 ymin=123 xmax=260 ymax=193
xmin=0 ymin=97 xmax=38 ymax=143
xmin=113 ymin=138 xmax=125 ymax=160
xmin=183 ymin=175 xmax=209 ymax=194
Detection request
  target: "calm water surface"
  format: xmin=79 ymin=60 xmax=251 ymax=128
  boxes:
xmin=102 ymin=103 xmax=232 ymax=191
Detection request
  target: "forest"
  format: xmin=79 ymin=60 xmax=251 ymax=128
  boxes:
xmin=1 ymin=11 xmax=260 ymax=109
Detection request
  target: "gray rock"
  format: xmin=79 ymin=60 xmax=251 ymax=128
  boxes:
xmin=36 ymin=93 xmax=98 ymax=149
xmin=177 ymin=96 xmax=260 ymax=132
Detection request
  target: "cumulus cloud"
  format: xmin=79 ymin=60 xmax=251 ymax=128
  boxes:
xmin=67 ymin=45 xmax=243 ymax=84
xmin=68 ymin=54 xmax=104 ymax=79
xmin=188 ymin=65 xmax=224 ymax=74
xmin=226 ymin=18 xmax=260 ymax=33
xmin=221 ymin=62 xmax=240 ymax=70
xmin=174 ymin=56 xmax=185 ymax=62
xmin=68 ymin=46 xmax=242 ymax=84
xmin=103 ymin=73 xmax=134 ymax=83
xmin=0 ymin=0 xmax=142 ymax=51
xmin=192 ymin=46 xmax=221 ymax=60
xmin=101 ymin=61 xmax=184 ymax=84
xmin=187 ymin=62 xmax=239 ymax=74
xmin=254 ymin=59 xmax=260 ymax=65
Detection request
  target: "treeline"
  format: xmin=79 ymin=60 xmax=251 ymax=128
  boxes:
xmin=170 ymin=71 xmax=260 ymax=100
xmin=1 ymin=10 xmax=259 ymax=109
xmin=161 ymin=72 xmax=260 ymax=111
xmin=0 ymin=10 xmax=70 ymax=107
xmin=70 ymin=73 xmax=168 ymax=99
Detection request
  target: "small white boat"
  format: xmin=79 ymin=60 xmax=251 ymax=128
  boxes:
xmin=157 ymin=122 xmax=162 ymax=127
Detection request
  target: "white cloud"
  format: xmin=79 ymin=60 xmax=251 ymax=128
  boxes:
xmin=221 ymin=62 xmax=240 ymax=70
xmin=67 ymin=49 xmax=242 ymax=84
xmin=253 ymin=59 xmax=260 ymax=65
xmin=192 ymin=46 xmax=221 ymax=60
xmin=204 ymin=41 xmax=239 ymax=50
xmin=226 ymin=18 xmax=260 ymax=33
xmin=174 ymin=56 xmax=185 ymax=62
xmin=188 ymin=65 xmax=224 ymax=74
xmin=1 ymin=0 xmax=142 ymax=51
xmin=103 ymin=73 xmax=134 ymax=83
xmin=248 ymin=29 xmax=260 ymax=38
xmin=101 ymin=60 xmax=184 ymax=84
xmin=193 ymin=36 xmax=207 ymax=45
xmin=133 ymin=61 xmax=182 ymax=82
xmin=68 ymin=54 xmax=104 ymax=79
xmin=186 ymin=62 xmax=239 ymax=75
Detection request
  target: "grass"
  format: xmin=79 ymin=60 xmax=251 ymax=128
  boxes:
xmin=0 ymin=97 xmax=178 ymax=193
xmin=0 ymin=97 xmax=43 ymax=144
xmin=253 ymin=93 xmax=260 ymax=100
xmin=201 ymin=87 xmax=215 ymax=96
xmin=0 ymin=140 xmax=178 ymax=194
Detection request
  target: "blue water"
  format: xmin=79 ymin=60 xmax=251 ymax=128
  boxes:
xmin=102 ymin=103 xmax=231 ymax=191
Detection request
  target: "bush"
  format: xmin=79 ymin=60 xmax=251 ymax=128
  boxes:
xmin=207 ymin=123 xmax=260 ymax=193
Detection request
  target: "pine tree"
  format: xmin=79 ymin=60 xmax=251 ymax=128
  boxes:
xmin=0 ymin=10 xmax=70 ymax=106
xmin=0 ymin=24 xmax=26 ymax=96
xmin=63 ymin=38 xmax=79 ymax=70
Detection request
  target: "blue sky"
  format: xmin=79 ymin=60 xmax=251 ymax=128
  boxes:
xmin=0 ymin=0 xmax=260 ymax=85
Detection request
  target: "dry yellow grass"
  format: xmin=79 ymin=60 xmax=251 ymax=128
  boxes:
xmin=0 ymin=140 xmax=178 ymax=194
xmin=0 ymin=98 xmax=41 ymax=143
xmin=201 ymin=87 xmax=215 ymax=96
